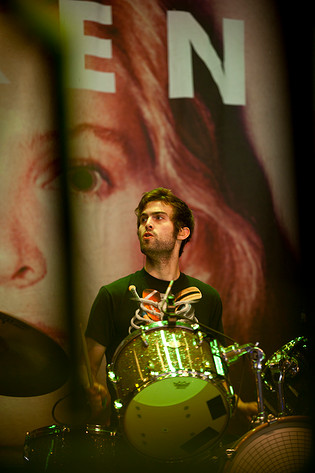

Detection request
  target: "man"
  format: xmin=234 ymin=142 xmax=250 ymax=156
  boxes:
xmin=84 ymin=187 xmax=257 ymax=428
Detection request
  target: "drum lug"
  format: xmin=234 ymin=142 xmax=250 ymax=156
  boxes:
xmin=140 ymin=327 xmax=149 ymax=347
xmin=23 ymin=434 xmax=31 ymax=463
xmin=196 ymin=330 xmax=205 ymax=346
xmin=114 ymin=399 xmax=123 ymax=410
xmin=140 ymin=334 xmax=149 ymax=347
xmin=266 ymin=413 xmax=278 ymax=424
xmin=225 ymin=448 xmax=236 ymax=460
xmin=107 ymin=364 xmax=118 ymax=384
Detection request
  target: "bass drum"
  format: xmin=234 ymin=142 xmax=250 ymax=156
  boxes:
xmin=110 ymin=321 xmax=234 ymax=461
xmin=222 ymin=416 xmax=312 ymax=473
xmin=24 ymin=424 xmax=119 ymax=473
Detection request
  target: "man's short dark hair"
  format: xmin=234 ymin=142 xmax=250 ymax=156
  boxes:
xmin=135 ymin=187 xmax=194 ymax=256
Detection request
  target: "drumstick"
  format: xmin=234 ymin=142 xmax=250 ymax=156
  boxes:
xmin=161 ymin=280 xmax=174 ymax=313
xmin=163 ymin=279 xmax=174 ymax=303
xmin=79 ymin=323 xmax=94 ymax=388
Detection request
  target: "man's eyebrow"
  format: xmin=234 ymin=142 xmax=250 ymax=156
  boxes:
xmin=140 ymin=211 xmax=168 ymax=217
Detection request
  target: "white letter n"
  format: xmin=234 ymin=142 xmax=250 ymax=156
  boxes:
xmin=167 ymin=12 xmax=245 ymax=105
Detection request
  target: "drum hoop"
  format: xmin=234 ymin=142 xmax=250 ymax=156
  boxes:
xmin=25 ymin=423 xmax=118 ymax=441
xmin=25 ymin=424 xmax=64 ymax=439
xmin=111 ymin=320 xmax=200 ymax=365
xmin=80 ymin=424 xmax=117 ymax=435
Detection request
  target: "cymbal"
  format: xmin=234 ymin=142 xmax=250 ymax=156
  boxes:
xmin=0 ymin=312 xmax=69 ymax=397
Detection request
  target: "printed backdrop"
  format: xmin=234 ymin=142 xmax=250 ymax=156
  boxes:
xmin=0 ymin=0 xmax=308 ymax=456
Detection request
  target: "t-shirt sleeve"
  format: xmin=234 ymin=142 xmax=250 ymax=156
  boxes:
xmin=85 ymin=286 xmax=114 ymax=348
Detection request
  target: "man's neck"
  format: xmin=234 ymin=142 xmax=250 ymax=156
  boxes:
xmin=144 ymin=256 xmax=181 ymax=282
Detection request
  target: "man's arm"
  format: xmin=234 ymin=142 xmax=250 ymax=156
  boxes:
xmin=84 ymin=337 xmax=112 ymax=425
xmin=86 ymin=336 xmax=106 ymax=379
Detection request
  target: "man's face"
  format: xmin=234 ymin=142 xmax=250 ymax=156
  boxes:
xmin=138 ymin=201 xmax=179 ymax=257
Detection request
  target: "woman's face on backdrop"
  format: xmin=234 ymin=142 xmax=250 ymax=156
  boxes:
xmin=67 ymin=85 xmax=157 ymax=321
xmin=0 ymin=11 xmax=159 ymax=448
xmin=0 ymin=21 xmax=156 ymax=347
xmin=0 ymin=29 xmax=68 ymax=343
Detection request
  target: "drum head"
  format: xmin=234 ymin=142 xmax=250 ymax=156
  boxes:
xmin=123 ymin=378 xmax=230 ymax=460
xmin=223 ymin=416 xmax=312 ymax=473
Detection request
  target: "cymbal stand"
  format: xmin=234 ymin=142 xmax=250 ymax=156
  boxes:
xmin=220 ymin=342 xmax=267 ymax=424
xmin=249 ymin=344 xmax=266 ymax=424
xmin=268 ymin=357 xmax=287 ymax=416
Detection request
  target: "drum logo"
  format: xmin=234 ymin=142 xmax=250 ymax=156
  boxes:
xmin=173 ymin=380 xmax=190 ymax=389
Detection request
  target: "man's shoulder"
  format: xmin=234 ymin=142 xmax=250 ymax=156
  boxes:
xmin=99 ymin=269 xmax=145 ymax=294
xmin=181 ymin=273 xmax=221 ymax=299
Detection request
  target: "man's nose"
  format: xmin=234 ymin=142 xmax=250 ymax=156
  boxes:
xmin=145 ymin=217 xmax=153 ymax=229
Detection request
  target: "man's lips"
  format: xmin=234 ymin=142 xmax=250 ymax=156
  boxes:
xmin=143 ymin=232 xmax=154 ymax=239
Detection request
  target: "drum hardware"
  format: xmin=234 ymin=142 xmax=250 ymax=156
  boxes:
xmin=265 ymin=357 xmax=286 ymax=416
xmin=261 ymin=337 xmax=310 ymax=417
xmin=221 ymin=338 xmax=311 ymax=472
xmin=220 ymin=342 xmax=266 ymax=424
xmin=114 ymin=399 xmax=123 ymax=410
xmin=108 ymin=369 xmax=118 ymax=384
xmin=163 ymin=291 xmax=177 ymax=327
xmin=195 ymin=327 xmax=206 ymax=346
xmin=139 ymin=328 xmax=149 ymax=347
xmin=220 ymin=343 xmax=256 ymax=365
xmin=0 ymin=311 xmax=69 ymax=397
xmin=249 ymin=345 xmax=266 ymax=424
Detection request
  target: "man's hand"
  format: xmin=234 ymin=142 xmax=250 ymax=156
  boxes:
xmin=86 ymin=382 xmax=111 ymax=426
xmin=235 ymin=396 xmax=258 ymax=421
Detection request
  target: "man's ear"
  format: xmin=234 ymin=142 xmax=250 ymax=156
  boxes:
xmin=177 ymin=227 xmax=190 ymax=241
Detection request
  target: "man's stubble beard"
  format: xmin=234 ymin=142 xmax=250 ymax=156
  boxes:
xmin=139 ymin=233 xmax=178 ymax=259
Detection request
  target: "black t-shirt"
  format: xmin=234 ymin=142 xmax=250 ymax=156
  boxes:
xmin=86 ymin=268 xmax=224 ymax=362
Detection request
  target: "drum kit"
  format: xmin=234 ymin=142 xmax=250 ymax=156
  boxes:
xmin=1 ymin=293 xmax=312 ymax=472
xmin=107 ymin=324 xmax=311 ymax=473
